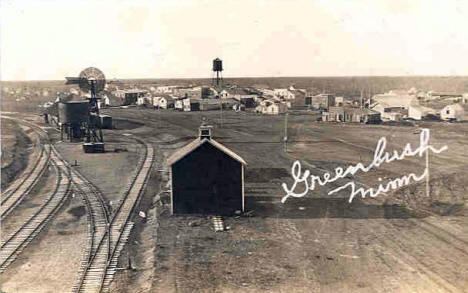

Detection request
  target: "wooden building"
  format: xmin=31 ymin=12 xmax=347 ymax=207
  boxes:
xmin=440 ymin=103 xmax=467 ymax=121
xmin=112 ymin=89 xmax=148 ymax=105
xmin=312 ymin=94 xmax=335 ymax=109
xmin=324 ymin=106 xmax=381 ymax=123
xmin=167 ymin=125 xmax=247 ymax=215
xmin=182 ymin=98 xmax=201 ymax=111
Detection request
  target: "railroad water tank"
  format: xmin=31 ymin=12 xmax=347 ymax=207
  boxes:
xmin=99 ymin=114 xmax=112 ymax=129
xmin=58 ymin=101 xmax=89 ymax=124
xmin=213 ymin=58 xmax=223 ymax=71
xmin=89 ymin=112 xmax=102 ymax=127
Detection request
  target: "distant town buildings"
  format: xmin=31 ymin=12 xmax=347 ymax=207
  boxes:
xmin=440 ymin=104 xmax=467 ymax=121
xmin=311 ymin=94 xmax=335 ymax=109
xmin=30 ymin=79 xmax=468 ymax=123
xmin=323 ymin=107 xmax=381 ymax=123
xmin=113 ymin=89 xmax=148 ymax=105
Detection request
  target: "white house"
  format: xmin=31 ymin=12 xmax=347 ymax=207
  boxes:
xmin=372 ymin=92 xmax=414 ymax=109
xmin=408 ymin=104 xmax=435 ymax=120
xmin=463 ymin=94 xmax=468 ymax=104
xmin=137 ymin=96 xmax=147 ymax=106
xmin=335 ymin=96 xmax=344 ymax=106
xmin=372 ymin=103 xmax=408 ymax=121
xmin=182 ymin=98 xmax=201 ymax=111
xmin=156 ymin=85 xmax=178 ymax=93
xmin=273 ymin=89 xmax=295 ymax=100
xmin=440 ymin=104 xmax=465 ymax=121
xmin=158 ymin=96 xmax=175 ymax=109
xmin=266 ymin=103 xmax=288 ymax=115
xmin=175 ymin=99 xmax=184 ymax=110
xmin=261 ymin=89 xmax=275 ymax=97
xmin=255 ymin=105 xmax=267 ymax=114
xmin=218 ymin=89 xmax=229 ymax=99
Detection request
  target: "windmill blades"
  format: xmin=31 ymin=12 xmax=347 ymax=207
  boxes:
xmin=78 ymin=67 xmax=106 ymax=94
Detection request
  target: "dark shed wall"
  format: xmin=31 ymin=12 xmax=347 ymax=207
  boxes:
xmin=171 ymin=143 xmax=242 ymax=215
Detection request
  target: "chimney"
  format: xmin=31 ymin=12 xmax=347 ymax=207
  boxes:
xmin=199 ymin=118 xmax=212 ymax=140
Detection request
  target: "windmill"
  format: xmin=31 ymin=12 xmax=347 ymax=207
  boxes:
xmin=65 ymin=67 xmax=106 ymax=153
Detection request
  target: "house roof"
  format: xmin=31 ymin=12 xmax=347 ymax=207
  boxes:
xmin=442 ymin=103 xmax=465 ymax=112
xmin=114 ymin=89 xmax=148 ymax=94
xmin=344 ymin=108 xmax=380 ymax=115
xmin=200 ymin=99 xmax=222 ymax=105
xmin=291 ymin=90 xmax=305 ymax=98
xmin=226 ymin=88 xmax=254 ymax=95
xmin=430 ymin=92 xmax=464 ymax=97
xmin=409 ymin=104 xmax=435 ymax=114
xmin=166 ymin=138 xmax=247 ymax=166
xmin=331 ymin=107 xmax=379 ymax=115
xmin=159 ymin=96 xmax=175 ymax=102
xmin=154 ymin=93 xmax=173 ymax=99
xmin=372 ymin=94 xmax=415 ymax=109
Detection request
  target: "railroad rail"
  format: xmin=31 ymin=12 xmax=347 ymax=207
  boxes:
xmin=0 ymin=158 xmax=71 ymax=272
xmin=1 ymin=117 xmax=51 ymax=220
xmin=49 ymin=144 xmax=112 ymax=293
xmin=71 ymin=138 xmax=154 ymax=293
xmin=102 ymin=139 xmax=153 ymax=292
xmin=1 ymin=115 xmax=154 ymax=292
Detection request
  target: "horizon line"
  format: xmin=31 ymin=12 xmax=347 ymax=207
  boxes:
xmin=2 ymin=74 xmax=468 ymax=83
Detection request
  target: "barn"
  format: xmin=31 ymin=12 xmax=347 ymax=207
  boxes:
xmin=166 ymin=125 xmax=247 ymax=215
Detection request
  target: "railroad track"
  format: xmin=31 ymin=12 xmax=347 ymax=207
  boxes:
xmin=71 ymin=138 xmax=154 ymax=293
xmin=1 ymin=117 xmax=51 ymax=220
xmin=102 ymin=139 xmax=153 ymax=292
xmin=2 ymin=115 xmax=154 ymax=292
xmin=49 ymin=144 xmax=112 ymax=293
xmin=0 ymin=158 xmax=71 ymax=272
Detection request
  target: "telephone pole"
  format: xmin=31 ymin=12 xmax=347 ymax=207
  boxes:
xmin=283 ymin=112 xmax=289 ymax=152
xmin=220 ymin=98 xmax=223 ymax=128
xmin=426 ymin=140 xmax=430 ymax=198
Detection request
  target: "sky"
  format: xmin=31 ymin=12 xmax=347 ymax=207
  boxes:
xmin=1 ymin=0 xmax=468 ymax=80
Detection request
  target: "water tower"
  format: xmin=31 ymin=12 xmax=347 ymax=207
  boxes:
xmin=212 ymin=58 xmax=223 ymax=88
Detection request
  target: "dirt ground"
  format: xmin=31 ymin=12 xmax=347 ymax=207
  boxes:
xmin=104 ymin=108 xmax=468 ymax=293
xmin=1 ymin=187 xmax=88 ymax=293
xmin=1 ymin=118 xmax=33 ymax=189
xmin=1 ymin=108 xmax=467 ymax=292
xmin=52 ymin=137 xmax=141 ymax=210
xmin=0 ymin=113 xmax=145 ymax=292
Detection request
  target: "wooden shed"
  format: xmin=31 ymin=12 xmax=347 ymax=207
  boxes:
xmin=166 ymin=125 xmax=247 ymax=215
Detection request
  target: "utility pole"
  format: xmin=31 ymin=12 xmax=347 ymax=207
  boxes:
xmin=426 ymin=140 xmax=430 ymax=198
xmin=220 ymin=98 xmax=223 ymax=128
xmin=360 ymin=89 xmax=363 ymax=110
xmin=283 ymin=112 xmax=289 ymax=152
xmin=158 ymin=104 xmax=160 ymax=128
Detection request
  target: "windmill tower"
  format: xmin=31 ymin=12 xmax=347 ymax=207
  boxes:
xmin=65 ymin=67 xmax=106 ymax=153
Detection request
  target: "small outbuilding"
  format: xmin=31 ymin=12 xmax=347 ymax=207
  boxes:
xmin=167 ymin=124 xmax=247 ymax=215
xmin=158 ymin=96 xmax=175 ymax=109
xmin=440 ymin=103 xmax=466 ymax=121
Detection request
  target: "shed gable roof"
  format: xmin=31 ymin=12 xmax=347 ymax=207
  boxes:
xmin=166 ymin=138 xmax=247 ymax=166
